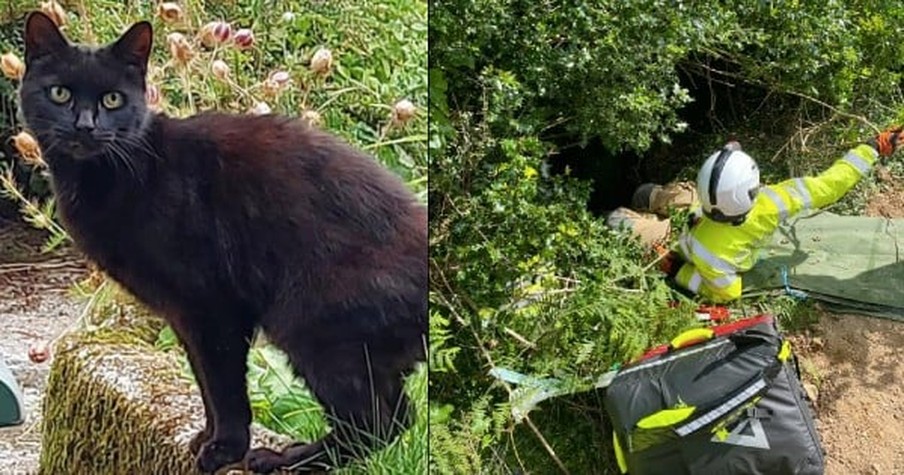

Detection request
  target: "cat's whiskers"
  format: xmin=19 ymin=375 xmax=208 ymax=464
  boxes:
xmin=104 ymin=140 xmax=143 ymax=185
xmin=118 ymin=133 xmax=159 ymax=162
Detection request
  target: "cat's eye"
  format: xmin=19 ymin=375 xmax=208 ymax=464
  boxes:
xmin=101 ymin=92 xmax=125 ymax=110
xmin=48 ymin=86 xmax=71 ymax=104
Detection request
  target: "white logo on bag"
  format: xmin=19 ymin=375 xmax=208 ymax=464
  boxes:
xmin=711 ymin=418 xmax=770 ymax=449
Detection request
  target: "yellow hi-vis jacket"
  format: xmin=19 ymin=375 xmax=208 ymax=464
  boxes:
xmin=674 ymin=144 xmax=878 ymax=303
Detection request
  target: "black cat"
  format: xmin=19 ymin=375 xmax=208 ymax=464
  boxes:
xmin=19 ymin=12 xmax=426 ymax=473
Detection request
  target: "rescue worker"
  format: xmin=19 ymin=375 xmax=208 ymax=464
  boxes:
xmin=612 ymin=127 xmax=904 ymax=303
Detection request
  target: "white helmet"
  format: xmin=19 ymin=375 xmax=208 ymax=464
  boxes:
xmin=696 ymin=142 xmax=760 ymax=224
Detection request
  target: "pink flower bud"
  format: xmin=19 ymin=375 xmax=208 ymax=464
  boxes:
xmin=199 ymin=21 xmax=232 ymax=48
xmin=211 ymin=59 xmax=230 ymax=80
xmin=269 ymin=70 xmax=291 ymax=87
xmin=233 ymin=28 xmax=255 ymax=50
xmin=28 ymin=341 xmax=50 ymax=363
xmin=262 ymin=70 xmax=292 ymax=96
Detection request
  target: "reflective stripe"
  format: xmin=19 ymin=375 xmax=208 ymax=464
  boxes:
xmin=619 ymin=339 xmax=731 ymax=376
xmin=709 ymin=272 xmax=738 ymax=289
xmin=683 ymin=234 xmax=737 ymax=273
xmin=761 ymin=187 xmax=788 ymax=221
xmin=688 ymin=271 xmax=702 ymax=292
xmin=843 ymin=151 xmax=871 ymax=175
xmin=675 ymin=378 xmax=767 ymax=437
xmin=679 ymin=233 xmax=692 ymax=260
xmin=793 ymin=178 xmax=812 ymax=210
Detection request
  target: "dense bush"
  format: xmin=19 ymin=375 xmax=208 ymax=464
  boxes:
xmin=432 ymin=1 xmax=904 ymax=152
xmin=429 ymin=1 xmax=904 ymax=473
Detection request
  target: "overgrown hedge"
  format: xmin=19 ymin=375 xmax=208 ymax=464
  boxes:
xmin=429 ymin=1 xmax=904 ymax=473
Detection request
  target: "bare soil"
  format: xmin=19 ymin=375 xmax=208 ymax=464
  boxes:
xmin=786 ymin=173 xmax=904 ymax=475
xmin=866 ymin=167 xmax=904 ymax=219
xmin=790 ymin=314 xmax=904 ymax=475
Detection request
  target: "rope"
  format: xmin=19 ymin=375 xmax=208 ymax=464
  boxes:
xmin=781 ymin=265 xmax=808 ymax=300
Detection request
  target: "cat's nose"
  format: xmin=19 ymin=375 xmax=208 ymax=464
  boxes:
xmin=75 ymin=109 xmax=96 ymax=131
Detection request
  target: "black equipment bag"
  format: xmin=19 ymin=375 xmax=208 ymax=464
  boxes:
xmin=604 ymin=315 xmax=824 ymax=475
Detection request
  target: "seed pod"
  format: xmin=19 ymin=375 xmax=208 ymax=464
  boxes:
xmin=39 ymin=1 xmax=66 ymax=27
xmin=300 ymin=109 xmax=321 ymax=126
xmin=1 ymin=53 xmax=25 ymax=80
xmin=250 ymin=101 xmax=271 ymax=115
xmin=157 ymin=2 xmax=183 ymax=23
xmin=269 ymin=70 xmax=291 ymax=87
xmin=233 ymin=28 xmax=255 ymax=50
xmin=392 ymin=99 xmax=416 ymax=125
xmin=12 ymin=131 xmax=43 ymax=165
xmin=28 ymin=341 xmax=50 ymax=364
xmin=211 ymin=59 xmax=230 ymax=80
xmin=310 ymin=48 xmax=333 ymax=75
xmin=199 ymin=21 xmax=232 ymax=48
xmin=166 ymin=32 xmax=193 ymax=64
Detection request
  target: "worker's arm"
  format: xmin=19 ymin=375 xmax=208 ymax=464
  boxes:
xmin=785 ymin=144 xmax=878 ymax=213
xmin=773 ymin=124 xmax=904 ymax=217
xmin=673 ymin=261 xmax=742 ymax=303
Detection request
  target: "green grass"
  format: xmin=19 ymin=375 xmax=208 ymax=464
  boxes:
xmin=158 ymin=326 xmax=427 ymax=474
xmin=0 ymin=0 xmax=426 ymax=473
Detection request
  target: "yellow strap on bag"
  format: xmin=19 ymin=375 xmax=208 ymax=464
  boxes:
xmin=670 ymin=327 xmax=714 ymax=350
xmin=778 ymin=340 xmax=792 ymax=361
xmin=612 ymin=431 xmax=628 ymax=474
xmin=636 ymin=405 xmax=697 ymax=429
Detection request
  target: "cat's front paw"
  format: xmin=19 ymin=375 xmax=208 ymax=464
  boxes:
xmin=189 ymin=427 xmax=212 ymax=455
xmin=196 ymin=437 xmax=248 ymax=474
xmin=245 ymin=447 xmax=283 ymax=474
xmin=246 ymin=444 xmax=333 ymax=473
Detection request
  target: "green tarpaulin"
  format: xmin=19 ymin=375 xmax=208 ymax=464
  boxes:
xmin=743 ymin=211 xmax=904 ymax=320
xmin=0 ymin=357 xmax=24 ymax=427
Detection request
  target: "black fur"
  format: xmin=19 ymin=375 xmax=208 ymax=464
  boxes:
xmin=19 ymin=12 xmax=426 ymax=473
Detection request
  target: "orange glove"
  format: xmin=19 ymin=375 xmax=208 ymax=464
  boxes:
xmin=868 ymin=126 xmax=904 ymax=157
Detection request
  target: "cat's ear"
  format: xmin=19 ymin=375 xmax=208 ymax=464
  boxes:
xmin=110 ymin=21 xmax=153 ymax=71
xmin=23 ymin=11 xmax=69 ymax=62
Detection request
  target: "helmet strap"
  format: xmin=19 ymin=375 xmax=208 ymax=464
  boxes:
xmin=730 ymin=214 xmax=748 ymax=226
xmin=703 ymin=207 xmax=749 ymax=225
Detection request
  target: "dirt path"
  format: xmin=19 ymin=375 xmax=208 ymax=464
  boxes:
xmin=0 ymin=218 xmax=87 ymax=475
xmin=791 ymin=314 xmax=904 ymax=475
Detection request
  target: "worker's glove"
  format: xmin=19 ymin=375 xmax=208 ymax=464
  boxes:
xmin=867 ymin=126 xmax=904 ymax=157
